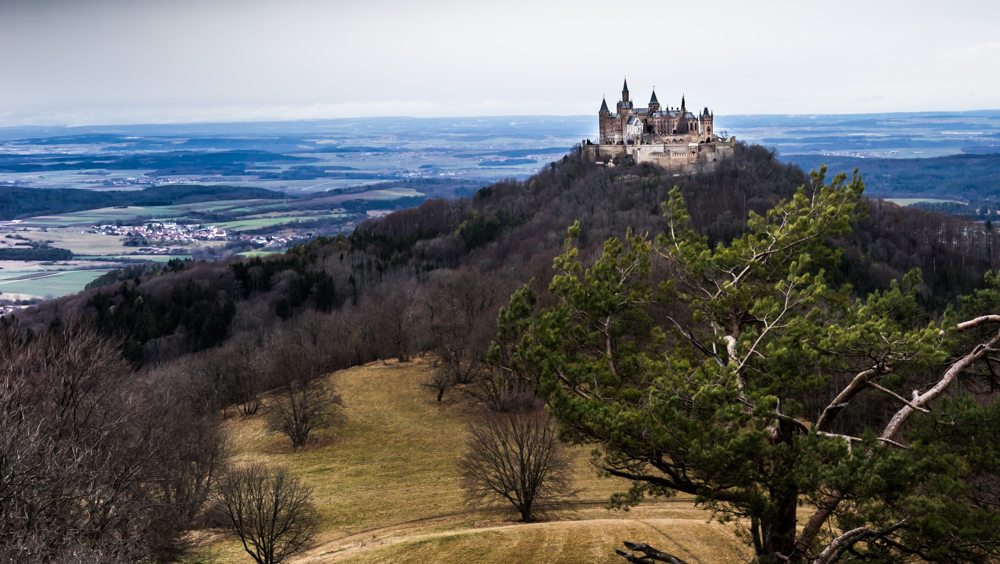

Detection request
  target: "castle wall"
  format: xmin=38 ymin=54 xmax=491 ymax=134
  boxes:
xmin=582 ymin=139 xmax=735 ymax=173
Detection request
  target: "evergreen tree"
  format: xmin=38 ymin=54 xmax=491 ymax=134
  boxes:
xmin=494 ymin=167 xmax=1000 ymax=563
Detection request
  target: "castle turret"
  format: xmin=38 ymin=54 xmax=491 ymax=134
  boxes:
xmin=648 ymin=89 xmax=660 ymax=113
xmin=617 ymin=78 xmax=633 ymax=118
xmin=598 ymin=97 xmax=616 ymax=144
xmin=700 ymin=107 xmax=714 ymax=141
xmin=680 ymin=94 xmax=686 ymax=113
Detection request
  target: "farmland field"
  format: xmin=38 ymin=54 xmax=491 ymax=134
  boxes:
xmin=213 ymin=212 xmax=348 ymax=231
xmin=884 ymin=198 xmax=966 ymax=206
xmin=18 ymin=199 xmax=287 ymax=228
xmin=0 ymin=267 xmax=111 ymax=298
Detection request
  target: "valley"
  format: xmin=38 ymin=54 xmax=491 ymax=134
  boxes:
xmin=4 ymin=112 xmax=1000 ymax=302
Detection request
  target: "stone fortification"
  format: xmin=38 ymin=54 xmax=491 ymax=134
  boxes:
xmin=581 ymin=79 xmax=735 ymax=173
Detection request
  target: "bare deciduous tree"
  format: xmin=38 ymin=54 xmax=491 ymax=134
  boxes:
xmin=0 ymin=318 xmax=225 ymax=562
xmin=267 ymin=337 xmax=342 ymax=448
xmin=374 ymin=284 xmax=423 ymax=363
xmin=458 ymin=393 xmax=575 ymax=522
xmin=269 ymin=377 xmax=341 ymax=448
xmin=218 ymin=464 xmax=318 ymax=564
xmin=425 ymin=271 xmax=507 ymax=400
xmin=228 ymin=333 xmax=268 ymax=416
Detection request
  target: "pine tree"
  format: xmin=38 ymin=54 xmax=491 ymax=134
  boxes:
xmin=494 ymin=167 xmax=1000 ymax=563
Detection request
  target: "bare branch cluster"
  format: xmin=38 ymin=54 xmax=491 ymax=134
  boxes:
xmin=218 ymin=463 xmax=319 ymax=564
xmin=0 ymin=319 xmax=225 ymax=562
xmin=458 ymin=393 xmax=575 ymax=521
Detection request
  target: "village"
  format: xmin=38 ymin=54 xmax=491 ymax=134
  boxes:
xmin=88 ymin=221 xmax=306 ymax=254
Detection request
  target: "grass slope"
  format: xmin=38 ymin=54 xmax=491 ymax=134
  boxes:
xmin=187 ymin=358 xmax=744 ymax=564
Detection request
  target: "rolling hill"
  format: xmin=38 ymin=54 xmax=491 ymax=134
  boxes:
xmin=184 ymin=358 xmax=746 ymax=564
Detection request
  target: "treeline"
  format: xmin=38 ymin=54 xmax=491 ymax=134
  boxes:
xmin=85 ymin=258 xmax=189 ymax=290
xmin=911 ymin=199 xmax=1000 ymax=219
xmin=0 ymin=247 xmax=72 ymax=260
xmin=0 ymin=184 xmax=285 ymax=220
xmin=0 ymin=150 xmax=312 ymax=175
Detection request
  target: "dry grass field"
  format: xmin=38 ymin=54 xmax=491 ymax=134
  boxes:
xmin=185 ymin=358 xmax=746 ymax=564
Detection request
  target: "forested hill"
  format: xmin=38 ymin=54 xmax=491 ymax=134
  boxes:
xmin=15 ymin=142 xmax=1000 ymax=367
xmin=9 ymin=141 xmax=1000 ymax=561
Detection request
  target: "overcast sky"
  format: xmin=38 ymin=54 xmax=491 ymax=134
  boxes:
xmin=1 ymin=0 xmax=999 ymax=126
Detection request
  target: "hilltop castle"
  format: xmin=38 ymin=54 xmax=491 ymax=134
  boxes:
xmin=582 ymin=79 xmax=735 ymax=172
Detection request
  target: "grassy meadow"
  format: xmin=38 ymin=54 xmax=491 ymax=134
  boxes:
xmin=0 ymin=261 xmax=115 ymax=298
xmin=0 ymin=269 xmax=109 ymax=298
xmin=185 ymin=358 xmax=746 ymax=564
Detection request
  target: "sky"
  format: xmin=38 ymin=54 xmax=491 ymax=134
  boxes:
xmin=1 ymin=0 xmax=999 ymax=126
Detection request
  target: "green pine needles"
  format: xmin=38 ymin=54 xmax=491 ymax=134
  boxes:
xmin=491 ymin=167 xmax=1000 ymax=563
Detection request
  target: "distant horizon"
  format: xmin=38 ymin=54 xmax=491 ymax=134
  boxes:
xmin=3 ymin=108 xmax=1000 ymax=132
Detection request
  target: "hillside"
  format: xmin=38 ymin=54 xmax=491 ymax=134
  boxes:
xmin=186 ymin=358 xmax=746 ymax=564
xmin=9 ymin=143 xmax=1000 ymax=562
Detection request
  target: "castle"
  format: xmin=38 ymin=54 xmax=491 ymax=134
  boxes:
xmin=582 ymin=79 xmax=735 ymax=172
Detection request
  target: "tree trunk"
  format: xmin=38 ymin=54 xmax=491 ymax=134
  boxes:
xmin=760 ymin=419 xmax=799 ymax=563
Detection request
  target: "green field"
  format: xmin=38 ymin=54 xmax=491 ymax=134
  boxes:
xmin=16 ymin=195 xmax=378 ymax=232
xmin=884 ymin=198 xmax=966 ymax=206
xmin=214 ymin=212 xmax=348 ymax=231
xmin=185 ymin=360 xmax=744 ymax=564
xmin=235 ymin=250 xmax=282 ymax=258
xmin=0 ymin=268 xmax=110 ymax=298
xmin=21 ymin=199 xmax=284 ymax=228
xmin=75 ymin=255 xmax=191 ymax=262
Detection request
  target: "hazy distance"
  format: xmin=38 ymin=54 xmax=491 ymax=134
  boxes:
xmin=1 ymin=0 xmax=999 ymax=126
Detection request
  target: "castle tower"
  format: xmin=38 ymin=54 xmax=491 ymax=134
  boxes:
xmin=598 ymin=97 xmax=611 ymax=143
xmin=617 ymin=78 xmax=633 ymax=118
xmin=648 ymin=89 xmax=660 ymax=114
xmin=701 ymin=107 xmax=714 ymax=141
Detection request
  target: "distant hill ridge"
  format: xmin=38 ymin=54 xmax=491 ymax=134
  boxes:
xmin=0 ymin=184 xmax=285 ymax=221
xmin=784 ymin=152 xmax=1000 ymax=201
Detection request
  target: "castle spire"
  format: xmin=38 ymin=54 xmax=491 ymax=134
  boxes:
xmin=681 ymin=94 xmax=686 ymax=112
xmin=599 ymin=97 xmax=610 ymax=114
xmin=622 ymin=78 xmax=630 ymax=104
xmin=623 ymin=78 xmax=629 ymax=94
xmin=649 ymin=89 xmax=659 ymax=105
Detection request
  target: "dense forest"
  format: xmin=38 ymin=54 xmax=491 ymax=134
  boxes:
xmin=5 ymin=143 xmax=1000 ymax=561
